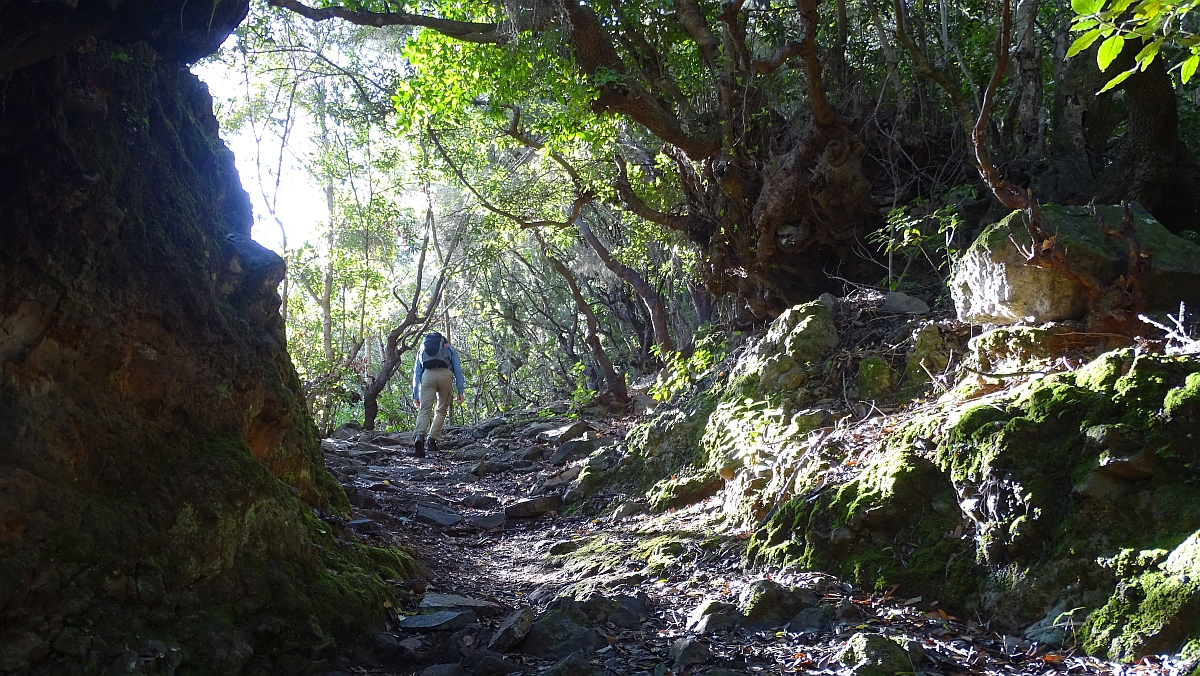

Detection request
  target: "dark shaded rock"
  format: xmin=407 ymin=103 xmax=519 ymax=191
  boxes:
xmin=687 ymin=599 xmax=738 ymax=635
xmin=462 ymin=494 xmax=500 ymax=509
xmin=519 ymin=601 xmax=604 ymax=659
xmin=835 ymin=599 xmax=866 ymax=622
xmin=669 ymin=637 xmax=712 ymax=671
xmin=419 ymin=664 xmax=466 ymax=676
xmin=477 ymin=417 xmax=507 ymax=434
xmin=420 ymin=594 xmax=504 ymax=618
xmin=790 ymin=607 xmax=830 ymax=632
xmin=577 ymin=591 xmax=651 ymax=629
xmin=469 ymin=513 xmax=507 ymax=529
xmin=347 ymin=487 xmax=381 ymax=509
xmin=549 ymin=438 xmax=610 ymax=465
xmin=488 ymin=607 xmax=536 ymax=651
xmin=400 ymin=610 xmax=478 ymax=632
xmin=542 ymin=651 xmax=594 ymax=676
xmin=417 ymin=506 xmax=463 ymax=527
xmin=373 ymin=632 xmax=412 ymax=662
xmin=739 ymin=580 xmax=820 ymax=625
xmin=540 ymin=421 xmax=593 ymax=445
xmin=505 ymin=495 xmax=563 ymax=518
xmin=473 ymin=460 xmax=512 ymax=477
xmin=347 ymin=519 xmax=381 ymax=535
xmin=471 ymin=652 xmax=521 ymax=676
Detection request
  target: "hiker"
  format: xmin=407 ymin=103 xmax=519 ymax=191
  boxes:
xmin=411 ymin=332 xmax=465 ymax=457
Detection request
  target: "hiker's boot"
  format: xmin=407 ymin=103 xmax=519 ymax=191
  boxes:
xmin=413 ymin=434 xmax=426 ymax=458
xmin=427 ymin=438 xmax=439 ymax=454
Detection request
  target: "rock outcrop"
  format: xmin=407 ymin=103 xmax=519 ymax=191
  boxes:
xmin=0 ymin=2 xmax=411 ymax=672
xmin=950 ymin=204 xmax=1200 ymax=325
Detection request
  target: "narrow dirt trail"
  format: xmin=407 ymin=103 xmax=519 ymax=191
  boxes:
xmin=320 ymin=420 xmax=1178 ymax=676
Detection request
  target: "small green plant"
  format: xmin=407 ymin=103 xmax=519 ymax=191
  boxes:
xmin=650 ymin=325 xmax=727 ymax=402
xmin=569 ymin=362 xmax=596 ymax=408
xmin=871 ymin=186 xmax=972 ymax=289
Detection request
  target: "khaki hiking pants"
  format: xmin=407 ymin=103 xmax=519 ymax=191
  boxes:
xmin=415 ymin=367 xmax=454 ymax=440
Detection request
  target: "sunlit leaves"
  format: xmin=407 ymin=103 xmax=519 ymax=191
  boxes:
xmin=1068 ymin=0 xmax=1200 ymax=89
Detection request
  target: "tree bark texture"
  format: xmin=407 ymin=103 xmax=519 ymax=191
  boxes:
xmin=0 ymin=4 xmax=409 ymax=669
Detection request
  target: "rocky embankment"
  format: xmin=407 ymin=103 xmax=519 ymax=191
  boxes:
xmin=317 ymin=398 xmax=1193 ymax=676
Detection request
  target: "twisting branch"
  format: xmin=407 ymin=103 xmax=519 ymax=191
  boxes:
xmin=429 ymin=127 xmax=589 ymax=229
xmin=268 ymin=0 xmax=508 ymax=43
xmin=612 ymin=155 xmax=692 ymax=232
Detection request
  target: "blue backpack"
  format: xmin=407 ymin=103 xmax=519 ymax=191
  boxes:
xmin=420 ymin=333 xmax=451 ymax=369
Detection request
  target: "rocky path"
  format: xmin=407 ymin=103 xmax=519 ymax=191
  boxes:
xmin=319 ymin=417 xmax=1184 ymax=676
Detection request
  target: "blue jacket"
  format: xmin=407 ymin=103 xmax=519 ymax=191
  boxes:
xmin=413 ymin=343 xmax=465 ymax=401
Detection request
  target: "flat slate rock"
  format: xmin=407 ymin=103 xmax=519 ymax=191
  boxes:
xmin=462 ymin=493 xmax=500 ymax=509
xmin=400 ymin=609 xmax=477 ymax=632
xmin=418 ymin=664 xmax=465 ymax=676
xmin=421 ymin=593 xmax=504 ymax=617
xmin=347 ymin=518 xmax=380 ymax=534
xmin=416 ymin=505 xmax=462 ymax=527
xmin=504 ymin=495 xmax=563 ymax=518
xmin=469 ymin=512 xmax=507 ymax=529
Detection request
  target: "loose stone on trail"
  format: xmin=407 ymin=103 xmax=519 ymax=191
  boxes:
xmin=400 ymin=610 xmax=478 ymax=632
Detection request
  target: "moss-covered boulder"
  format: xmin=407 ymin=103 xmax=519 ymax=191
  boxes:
xmin=732 ymin=301 xmax=838 ymax=390
xmin=748 ymin=445 xmax=976 ymax=604
xmin=854 ymin=355 xmax=893 ymax=401
xmin=950 ymin=204 xmax=1200 ymax=325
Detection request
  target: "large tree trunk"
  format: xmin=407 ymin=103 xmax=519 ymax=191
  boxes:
xmin=1093 ymin=45 xmax=1200 ymax=231
xmin=0 ymin=3 xmax=409 ymax=671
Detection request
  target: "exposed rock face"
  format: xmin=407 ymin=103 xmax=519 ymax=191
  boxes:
xmin=0 ymin=3 xmax=410 ymax=673
xmin=950 ymin=204 xmax=1200 ymax=325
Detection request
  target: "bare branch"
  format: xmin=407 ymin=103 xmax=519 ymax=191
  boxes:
xmin=268 ymin=0 xmax=507 ymax=43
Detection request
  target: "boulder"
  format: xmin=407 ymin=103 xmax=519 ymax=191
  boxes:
xmin=790 ymin=607 xmax=830 ymax=633
xmin=469 ymin=513 xmax=507 ymax=529
xmin=540 ymin=421 xmax=592 ymax=444
xmin=739 ymin=580 xmax=820 ymax=625
xmin=550 ymin=438 xmax=611 ymax=465
xmin=416 ymin=506 xmax=462 ymax=527
xmin=462 ymin=493 xmax=500 ymax=509
xmin=576 ymin=591 xmax=651 ymax=629
xmin=400 ymin=610 xmax=478 ymax=632
xmin=882 ymin=291 xmax=930 ymax=314
xmin=489 ymin=607 xmax=536 ymax=651
xmin=420 ymin=594 xmax=504 ymax=618
xmin=835 ymin=633 xmax=919 ymax=676
xmin=419 ymin=664 xmax=465 ymax=676
xmin=686 ymin=599 xmax=739 ymax=635
xmin=950 ymin=204 xmax=1200 ymax=325
xmin=519 ymin=601 xmax=604 ymax=659
xmin=669 ymin=637 xmax=712 ymax=671
xmin=542 ymin=651 xmax=594 ymax=676
xmin=472 ymin=460 xmax=512 ymax=477
xmin=541 ymin=465 xmax=583 ymax=490
xmin=505 ymin=495 xmax=563 ymax=518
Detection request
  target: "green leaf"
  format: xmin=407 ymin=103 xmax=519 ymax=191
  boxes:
xmin=1067 ymin=29 xmax=1103 ymax=57
xmin=1182 ymin=54 xmax=1199 ymax=83
xmin=1072 ymin=0 xmax=1105 ymax=14
xmin=1134 ymin=39 xmax=1162 ymax=70
xmin=1097 ymin=35 xmax=1126 ymax=70
xmin=1098 ymin=68 xmax=1136 ymax=92
xmin=1071 ymin=18 xmax=1100 ymax=30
